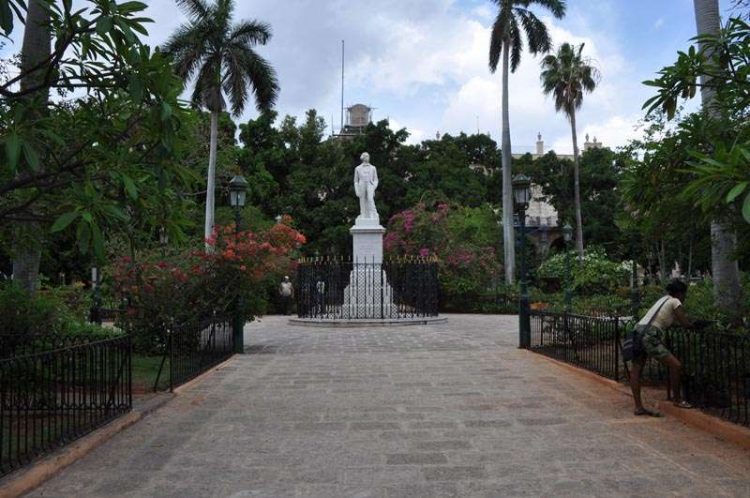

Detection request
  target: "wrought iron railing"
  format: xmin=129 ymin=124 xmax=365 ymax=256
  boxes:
xmin=296 ymin=258 xmax=439 ymax=320
xmin=666 ymin=329 xmax=750 ymax=426
xmin=530 ymin=311 xmax=750 ymax=427
xmin=154 ymin=316 xmax=234 ymax=391
xmin=0 ymin=336 xmax=132 ymax=477
xmin=530 ymin=311 xmax=624 ymax=380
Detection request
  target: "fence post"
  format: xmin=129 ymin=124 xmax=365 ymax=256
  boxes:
xmin=614 ymin=318 xmax=620 ymax=382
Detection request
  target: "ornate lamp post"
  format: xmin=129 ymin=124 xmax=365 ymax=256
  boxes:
xmin=228 ymin=175 xmax=248 ymax=354
xmin=513 ymin=174 xmax=531 ymax=349
xmin=563 ymin=223 xmax=573 ymax=312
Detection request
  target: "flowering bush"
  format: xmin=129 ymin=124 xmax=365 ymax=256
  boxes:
xmin=537 ymin=247 xmax=631 ymax=296
xmin=385 ymin=202 xmax=502 ymax=312
xmin=113 ymin=219 xmax=305 ymax=352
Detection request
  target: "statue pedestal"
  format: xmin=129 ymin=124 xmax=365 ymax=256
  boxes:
xmin=342 ymin=217 xmax=393 ymax=318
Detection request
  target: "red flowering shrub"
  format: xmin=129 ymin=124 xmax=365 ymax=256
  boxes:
xmin=385 ymin=202 xmax=502 ymax=312
xmin=113 ymin=219 xmax=305 ymax=352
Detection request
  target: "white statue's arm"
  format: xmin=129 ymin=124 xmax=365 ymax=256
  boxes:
xmin=353 ymin=167 xmax=361 ymax=197
xmin=372 ymin=166 xmax=379 ymax=190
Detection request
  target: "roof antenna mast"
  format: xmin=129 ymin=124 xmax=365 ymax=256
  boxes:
xmin=340 ymin=40 xmax=345 ymax=134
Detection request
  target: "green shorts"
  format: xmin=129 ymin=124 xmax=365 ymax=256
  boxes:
xmin=636 ymin=325 xmax=671 ymax=360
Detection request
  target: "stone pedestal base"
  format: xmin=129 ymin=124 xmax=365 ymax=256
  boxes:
xmin=345 ymin=218 xmax=395 ymax=318
xmin=350 ymin=218 xmax=385 ymax=264
xmin=341 ymin=268 xmax=393 ymax=319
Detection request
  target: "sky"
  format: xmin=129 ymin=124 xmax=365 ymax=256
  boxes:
xmin=2 ymin=0 xmax=742 ymax=153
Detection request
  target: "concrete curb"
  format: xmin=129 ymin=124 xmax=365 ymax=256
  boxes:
xmin=527 ymin=350 xmax=750 ymax=451
xmin=0 ymin=394 xmax=172 ymax=498
xmin=288 ymin=317 xmax=448 ymax=328
xmin=173 ymin=355 xmax=237 ymax=394
xmin=0 ymin=357 xmax=236 ymax=498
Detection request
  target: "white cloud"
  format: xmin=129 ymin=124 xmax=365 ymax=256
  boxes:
xmin=0 ymin=0 xmax=688 ymax=156
xmin=654 ymin=18 xmax=665 ymax=30
xmin=550 ymin=113 xmax=644 ymax=155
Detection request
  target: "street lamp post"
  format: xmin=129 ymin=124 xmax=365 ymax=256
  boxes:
xmin=513 ymin=174 xmax=531 ymax=349
xmin=229 ymin=175 xmax=248 ymax=354
xmin=563 ymin=223 xmax=573 ymax=313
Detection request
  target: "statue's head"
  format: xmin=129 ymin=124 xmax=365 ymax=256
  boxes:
xmin=360 ymin=152 xmax=370 ymax=163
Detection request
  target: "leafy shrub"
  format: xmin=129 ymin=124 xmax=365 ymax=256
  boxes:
xmin=113 ymin=220 xmax=305 ymax=353
xmin=384 ymin=202 xmax=502 ymax=312
xmin=0 ymin=284 xmax=67 ymax=335
xmin=537 ymin=247 xmax=630 ymax=296
xmin=0 ymin=283 xmax=114 ymax=342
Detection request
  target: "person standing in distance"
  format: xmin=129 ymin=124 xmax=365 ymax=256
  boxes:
xmin=279 ymin=276 xmax=294 ymax=315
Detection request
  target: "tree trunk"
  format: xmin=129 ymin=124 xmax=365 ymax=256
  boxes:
xmin=693 ymin=0 xmax=743 ymax=316
xmin=569 ymin=108 xmax=584 ymax=263
xmin=12 ymin=0 xmax=50 ymax=294
xmin=204 ymin=110 xmax=219 ymax=251
xmin=710 ymin=222 xmax=742 ymax=310
xmin=501 ymin=40 xmax=515 ymax=284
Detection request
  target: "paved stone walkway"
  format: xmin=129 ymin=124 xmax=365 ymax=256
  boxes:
xmin=29 ymin=315 xmax=750 ymax=497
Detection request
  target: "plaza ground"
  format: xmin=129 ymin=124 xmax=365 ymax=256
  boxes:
xmin=27 ymin=315 xmax=750 ymax=497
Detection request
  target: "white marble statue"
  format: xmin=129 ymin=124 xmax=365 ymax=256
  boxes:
xmin=354 ymin=152 xmax=379 ymax=221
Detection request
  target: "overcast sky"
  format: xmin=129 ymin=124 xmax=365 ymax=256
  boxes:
xmin=3 ymin=0 xmax=741 ymax=152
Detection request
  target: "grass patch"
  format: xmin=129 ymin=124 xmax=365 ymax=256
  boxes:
xmin=132 ymin=354 xmax=170 ymax=392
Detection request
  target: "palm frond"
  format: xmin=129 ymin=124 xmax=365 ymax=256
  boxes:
xmin=227 ymin=44 xmax=279 ymax=113
xmin=509 ymin=16 xmax=523 ymax=72
xmin=229 ymin=20 xmax=271 ymax=46
xmin=192 ymin=52 xmax=223 ymax=111
xmin=528 ymin=0 xmax=566 ymax=19
xmin=489 ymin=6 xmax=511 ymax=72
xmin=517 ymin=9 xmax=551 ymax=54
xmin=175 ymin=0 xmax=210 ymax=19
xmin=222 ymin=48 xmax=249 ymax=115
xmin=163 ymin=22 xmax=211 ymax=80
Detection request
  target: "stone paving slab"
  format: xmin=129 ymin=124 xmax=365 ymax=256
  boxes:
xmin=27 ymin=314 xmax=750 ymax=497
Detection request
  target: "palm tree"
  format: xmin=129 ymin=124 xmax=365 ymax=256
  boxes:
xmin=540 ymin=42 xmax=598 ymax=262
xmin=164 ymin=0 xmax=279 ymax=249
xmin=693 ymin=0 xmax=743 ymax=315
xmin=488 ymin=0 xmax=566 ymax=284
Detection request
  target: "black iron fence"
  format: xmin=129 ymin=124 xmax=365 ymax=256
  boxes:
xmin=530 ymin=312 xmax=624 ymax=380
xmin=667 ymin=329 xmax=750 ymax=426
xmin=530 ymin=311 xmax=750 ymax=427
xmin=0 ymin=336 xmax=132 ymax=477
xmin=154 ymin=316 xmax=234 ymax=391
xmin=296 ymin=258 xmax=439 ymax=320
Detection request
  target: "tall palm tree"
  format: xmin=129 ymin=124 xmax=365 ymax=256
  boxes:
xmin=164 ymin=0 xmax=279 ymax=248
xmin=693 ymin=0 xmax=743 ymax=314
xmin=489 ymin=0 xmax=566 ymax=284
xmin=540 ymin=42 xmax=598 ymax=262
